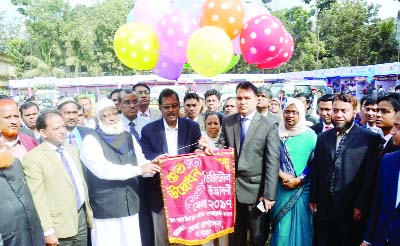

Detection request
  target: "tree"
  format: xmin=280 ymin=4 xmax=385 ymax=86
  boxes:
xmin=0 ymin=11 xmax=22 ymax=54
xmin=317 ymin=0 xmax=379 ymax=66
xmin=367 ymin=18 xmax=398 ymax=64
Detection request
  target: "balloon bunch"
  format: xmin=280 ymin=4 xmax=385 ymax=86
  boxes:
xmin=113 ymin=0 xmax=294 ymax=79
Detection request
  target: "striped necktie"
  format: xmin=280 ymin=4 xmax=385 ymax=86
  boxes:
xmin=330 ymin=132 xmax=348 ymax=193
xmin=129 ymin=121 xmax=140 ymax=142
xmin=56 ymin=147 xmax=82 ymax=209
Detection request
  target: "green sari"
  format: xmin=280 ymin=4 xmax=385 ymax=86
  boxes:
xmin=270 ymin=128 xmax=317 ymax=246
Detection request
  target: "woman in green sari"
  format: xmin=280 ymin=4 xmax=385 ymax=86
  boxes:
xmin=270 ymin=98 xmax=317 ymax=246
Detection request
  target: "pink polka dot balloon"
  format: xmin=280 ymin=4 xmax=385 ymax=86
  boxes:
xmin=257 ymin=30 xmax=294 ymax=69
xmin=157 ymin=10 xmax=200 ymax=63
xmin=240 ymin=14 xmax=286 ymax=64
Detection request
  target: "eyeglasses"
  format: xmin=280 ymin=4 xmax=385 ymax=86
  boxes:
xmin=160 ymin=104 xmax=180 ymax=110
xmin=136 ymin=90 xmax=150 ymax=96
xmin=100 ymin=111 xmax=119 ymax=119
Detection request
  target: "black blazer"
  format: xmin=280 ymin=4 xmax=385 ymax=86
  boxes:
xmin=0 ymin=159 xmax=45 ymax=246
xmin=310 ymin=124 xmax=383 ymax=217
xmin=140 ymin=117 xmax=201 ymax=212
xmin=310 ymin=122 xmax=323 ymax=135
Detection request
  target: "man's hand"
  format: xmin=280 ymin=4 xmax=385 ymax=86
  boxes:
xmin=199 ymin=137 xmax=216 ymax=156
xmin=259 ymin=197 xmax=275 ymax=212
xmin=360 ymin=241 xmax=371 ymax=246
xmin=198 ymin=136 xmax=209 ymax=149
xmin=151 ymin=154 xmax=168 ymax=165
xmin=141 ymin=163 xmax=161 ymax=175
xmin=354 ymin=208 xmax=363 ymax=220
xmin=309 ymin=202 xmax=318 ymax=213
xmin=45 ymin=233 xmax=59 ymax=246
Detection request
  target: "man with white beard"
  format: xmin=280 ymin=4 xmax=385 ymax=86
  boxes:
xmin=80 ymin=98 xmax=161 ymax=246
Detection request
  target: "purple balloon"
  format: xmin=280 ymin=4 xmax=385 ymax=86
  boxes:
xmin=153 ymin=53 xmax=184 ymax=80
xmin=232 ymin=35 xmax=241 ymax=55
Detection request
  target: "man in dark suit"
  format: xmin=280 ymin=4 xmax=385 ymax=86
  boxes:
xmin=204 ymin=81 xmax=280 ymax=246
xmin=140 ymin=88 xmax=201 ymax=246
xmin=311 ymin=94 xmax=334 ymax=135
xmin=376 ymin=93 xmax=400 ymax=155
xmin=0 ymin=129 xmax=44 ymax=246
xmin=309 ymin=93 xmax=383 ymax=246
xmin=362 ymin=111 xmax=400 ymax=246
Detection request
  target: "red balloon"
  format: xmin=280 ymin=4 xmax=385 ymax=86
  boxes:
xmin=240 ymin=14 xmax=286 ymax=64
xmin=257 ymin=30 xmax=294 ymax=69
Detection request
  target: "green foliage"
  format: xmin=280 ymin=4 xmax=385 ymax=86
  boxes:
xmin=6 ymin=0 xmax=400 ymax=78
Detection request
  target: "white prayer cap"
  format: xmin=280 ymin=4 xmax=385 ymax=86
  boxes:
xmin=57 ymin=97 xmax=78 ymax=110
xmin=95 ymin=98 xmax=115 ymax=116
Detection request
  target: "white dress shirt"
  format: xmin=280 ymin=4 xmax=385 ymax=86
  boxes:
xmin=163 ymin=118 xmax=178 ymax=156
xmin=240 ymin=110 xmax=257 ymax=135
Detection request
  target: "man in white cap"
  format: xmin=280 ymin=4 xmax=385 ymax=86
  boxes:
xmin=80 ymin=98 xmax=161 ymax=246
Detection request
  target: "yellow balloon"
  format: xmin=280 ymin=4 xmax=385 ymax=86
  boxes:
xmin=114 ymin=22 xmax=160 ymax=70
xmin=186 ymin=26 xmax=233 ymax=77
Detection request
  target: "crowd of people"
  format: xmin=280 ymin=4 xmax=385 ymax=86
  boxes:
xmin=0 ymin=81 xmax=399 ymax=246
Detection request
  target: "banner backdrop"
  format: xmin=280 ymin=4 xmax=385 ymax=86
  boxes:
xmin=160 ymin=148 xmax=235 ymax=245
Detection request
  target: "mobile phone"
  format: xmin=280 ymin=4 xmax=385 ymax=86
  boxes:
xmin=257 ymin=201 xmax=266 ymax=213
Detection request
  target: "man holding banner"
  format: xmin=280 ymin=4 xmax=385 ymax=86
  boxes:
xmin=140 ymin=88 xmax=202 ymax=246
xmin=204 ymin=81 xmax=280 ymax=246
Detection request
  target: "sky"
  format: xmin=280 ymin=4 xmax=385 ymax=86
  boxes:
xmin=0 ymin=0 xmax=398 ymax=24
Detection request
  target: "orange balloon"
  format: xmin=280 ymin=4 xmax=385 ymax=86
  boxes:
xmin=200 ymin=0 xmax=244 ymax=39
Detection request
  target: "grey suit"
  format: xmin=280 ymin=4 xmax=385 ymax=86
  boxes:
xmin=218 ymin=112 xmax=280 ymax=246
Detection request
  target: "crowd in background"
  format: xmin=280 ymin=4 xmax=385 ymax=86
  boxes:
xmin=0 ymin=81 xmax=400 ymax=246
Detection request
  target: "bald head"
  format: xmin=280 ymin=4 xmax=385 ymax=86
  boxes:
xmin=0 ymin=99 xmax=20 ymax=141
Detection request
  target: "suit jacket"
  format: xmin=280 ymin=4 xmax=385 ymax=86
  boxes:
xmin=140 ymin=117 xmax=201 ymax=212
xmin=0 ymin=159 xmax=44 ymax=246
xmin=382 ymin=137 xmax=400 ymax=156
xmin=149 ymin=107 xmax=162 ymax=122
xmin=19 ymin=132 xmax=38 ymax=152
xmin=310 ymin=124 xmax=383 ymax=217
xmin=266 ymin=112 xmax=280 ymax=124
xmin=364 ymin=150 xmax=400 ymax=245
xmin=310 ymin=122 xmax=323 ymax=135
xmin=218 ymin=112 xmax=280 ymax=204
xmin=22 ymin=142 xmax=93 ymax=239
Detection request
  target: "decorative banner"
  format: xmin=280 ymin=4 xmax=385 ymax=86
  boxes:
xmin=160 ymin=149 xmax=235 ymax=245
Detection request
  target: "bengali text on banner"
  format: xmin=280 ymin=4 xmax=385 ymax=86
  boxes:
xmin=159 ymin=148 xmax=235 ymax=245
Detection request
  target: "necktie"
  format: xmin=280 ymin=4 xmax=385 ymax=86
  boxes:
xmin=330 ymin=132 xmax=348 ymax=193
xmin=69 ymin=133 xmax=76 ymax=146
xmin=141 ymin=112 xmax=148 ymax=117
xmin=325 ymin=125 xmax=332 ymax=131
xmin=129 ymin=121 xmax=140 ymax=142
xmin=56 ymin=147 xmax=82 ymax=209
xmin=240 ymin=118 xmax=249 ymax=151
